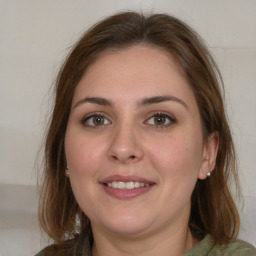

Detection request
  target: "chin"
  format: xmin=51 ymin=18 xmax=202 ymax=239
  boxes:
xmin=92 ymin=211 xmax=155 ymax=237
xmin=104 ymin=222 xmax=151 ymax=237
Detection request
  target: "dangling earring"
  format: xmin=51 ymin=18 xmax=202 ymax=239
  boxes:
xmin=65 ymin=167 xmax=70 ymax=177
xmin=207 ymin=172 xmax=211 ymax=177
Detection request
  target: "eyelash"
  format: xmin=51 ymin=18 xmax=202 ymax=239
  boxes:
xmin=144 ymin=112 xmax=176 ymax=128
xmin=80 ymin=112 xmax=176 ymax=128
xmin=80 ymin=113 xmax=111 ymax=127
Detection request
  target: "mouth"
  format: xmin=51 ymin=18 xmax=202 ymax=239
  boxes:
xmin=100 ymin=175 xmax=155 ymax=199
xmin=104 ymin=181 xmax=150 ymax=189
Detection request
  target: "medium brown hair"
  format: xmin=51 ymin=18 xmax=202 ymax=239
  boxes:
xmin=39 ymin=11 xmax=240 ymax=251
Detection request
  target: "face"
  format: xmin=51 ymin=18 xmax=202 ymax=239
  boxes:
xmin=65 ymin=45 xmax=213 ymax=238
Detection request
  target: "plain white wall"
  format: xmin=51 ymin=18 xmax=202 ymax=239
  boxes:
xmin=0 ymin=0 xmax=255 ymax=255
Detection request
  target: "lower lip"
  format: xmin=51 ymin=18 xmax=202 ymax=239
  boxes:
xmin=101 ymin=184 xmax=154 ymax=199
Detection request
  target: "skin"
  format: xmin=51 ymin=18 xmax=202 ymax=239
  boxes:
xmin=65 ymin=45 xmax=218 ymax=256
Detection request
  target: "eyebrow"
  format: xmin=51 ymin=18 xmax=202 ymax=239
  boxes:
xmin=139 ymin=95 xmax=188 ymax=109
xmin=73 ymin=95 xmax=188 ymax=109
xmin=73 ymin=97 xmax=113 ymax=108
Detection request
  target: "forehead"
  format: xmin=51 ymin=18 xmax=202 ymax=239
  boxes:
xmin=72 ymin=45 xmax=196 ymax=108
xmin=82 ymin=44 xmax=186 ymax=83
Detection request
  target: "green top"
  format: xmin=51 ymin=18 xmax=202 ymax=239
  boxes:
xmin=184 ymin=235 xmax=256 ymax=256
xmin=35 ymin=234 xmax=256 ymax=256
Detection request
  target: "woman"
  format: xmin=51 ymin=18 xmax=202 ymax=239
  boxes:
xmin=36 ymin=11 xmax=256 ymax=256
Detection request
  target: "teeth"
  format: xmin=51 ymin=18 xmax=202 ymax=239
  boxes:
xmin=117 ymin=182 xmax=126 ymax=189
xmin=125 ymin=181 xmax=134 ymax=189
xmin=134 ymin=182 xmax=141 ymax=188
xmin=112 ymin=181 xmax=118 ymax=188
xmin=106 ymin=181 xmax=150 ymax=189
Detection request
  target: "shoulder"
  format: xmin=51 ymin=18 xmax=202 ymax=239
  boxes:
xmin=210 ymin=238 xmax=256 ymax=256
xmin=184 ymin=235 xmax=256 ymax=256
xmin=35 ymin=229 xmax=93 ymax=256
xmin=34 ymin=244 xmax=59 ymax=256
xmin=34 ymin=236 xmax=91 ymax=256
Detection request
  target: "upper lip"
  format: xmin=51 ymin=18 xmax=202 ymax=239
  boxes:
xmin=100 ymin=175 xmax=155 ymax=184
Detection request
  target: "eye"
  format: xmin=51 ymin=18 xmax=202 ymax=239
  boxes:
xmin=146 ymin=113 xmax=175 ymax=127
xmin=81 ymin=114 xmax=111 ymax=127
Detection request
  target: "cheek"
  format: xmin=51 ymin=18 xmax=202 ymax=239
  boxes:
xmin=142 ymin=134 xmax=203 ymax=220
xmin=65 ymin=133 xmax=106 ymax=210
xmin=148 ymin=133 xmax=203 ymax=182
xmin=65 ymin=132 xmax=106 ymax=178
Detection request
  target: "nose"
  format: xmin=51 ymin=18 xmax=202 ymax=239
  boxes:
xmin=107 ymin=123 xmax=144 ymax=163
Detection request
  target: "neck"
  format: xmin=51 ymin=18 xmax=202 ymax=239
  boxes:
xmin=91 ymin=222 xmax=199 ymax=256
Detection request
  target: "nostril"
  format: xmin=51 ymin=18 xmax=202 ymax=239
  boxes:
xmin=109 ymin=153 xmax=138 ymax=162
xmin=111 ymin=155 xmax=118 ymax=160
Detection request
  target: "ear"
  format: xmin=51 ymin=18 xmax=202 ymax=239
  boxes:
xmin=198 ymin=132 xmax=219 ymax=180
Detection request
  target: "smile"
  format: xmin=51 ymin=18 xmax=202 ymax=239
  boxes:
xmin=100 ymin=175 xmax=155 ymax=199
xmin=105 ymin=181 xmax=150 ymax=190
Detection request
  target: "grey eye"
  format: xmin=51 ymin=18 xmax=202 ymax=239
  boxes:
xmin=154 ymin=116 xmax=169 ymax=125
xmin=147 ymin=114 xmax=172 ymax=126
xmin=83 ymin=115 xmax=111 ymax=126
